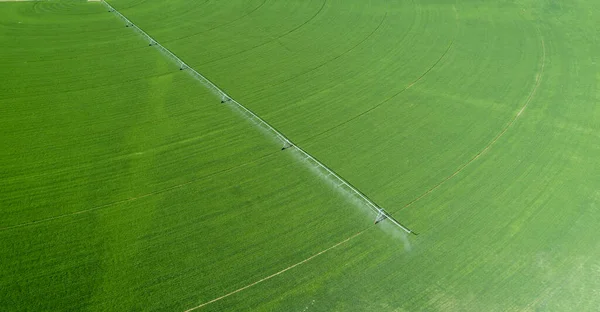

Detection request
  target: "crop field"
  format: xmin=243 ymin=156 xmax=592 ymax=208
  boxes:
xmin=1 ymin=0 xmax=599 ymax=311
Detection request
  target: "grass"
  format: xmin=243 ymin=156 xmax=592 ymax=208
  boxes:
xmin=2 ymin=0 xmax=600 ymax=311
xmin=0 ymin=2 xmax=370 ymax=310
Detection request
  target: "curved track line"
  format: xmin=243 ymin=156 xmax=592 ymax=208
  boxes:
xmin=294 ymin=2 xmax=460 ymax=145
xmin=0 ymin=150 xmax=280 ymax=232
xmin=397 ymin=36 xmax=546 ymax=213
xmin=296 ymin=40 xmax=454 ymax=145
xmin=184 ymin=30 xmax=547 ymax=312
xmin=260 ymin=12 xmax=388 ymax=90
xmin=200 ymin=0 xmax=328 ymax=67
xmin=183 ymin=231 xmax=365 ymax=312
xmin=162 ymin=0 xmax=268 ymax=44
xmin=114 ymin=0 xmax=209 ymax=15
xmin=187 ymin=34 xmax=548 ymax=312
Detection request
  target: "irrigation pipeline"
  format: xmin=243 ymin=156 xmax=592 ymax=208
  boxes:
xmin=102 ymin=1 xmax=413 ymax=234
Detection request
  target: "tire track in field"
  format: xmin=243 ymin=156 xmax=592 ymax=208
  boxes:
xmin=162 ymin=0 xmax=268 ymax=44
xmin=296 ymin=39 xmax=454 ymax=145
xmin=183 ymin=230 xmax=366 ymax=312
xmin=181 ymin=7 xmax=455 ymax=309
xmin=185 ymin=35 xmax=548 ymax=312
xmin=295 ymin=2 xmax=460 ymax=145
xmin=111 ymin=0 xmax=210 ymax=17
xmin=396 ymin=35 xmax=546 ymax=213
xmin=257 ymin=11 xmax=388 ymax=91
xmin=199 ymin=0 xmax=328 ymax=67
xmin=0 ymin=150 xmax=281 ymax=232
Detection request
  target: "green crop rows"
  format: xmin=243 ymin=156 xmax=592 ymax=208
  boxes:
xmin=1 ymin=0 xmax=599 ymax=311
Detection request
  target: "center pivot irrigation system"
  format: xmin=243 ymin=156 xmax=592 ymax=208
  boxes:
xmin=102 ymin=0 xmax=415 ymax=235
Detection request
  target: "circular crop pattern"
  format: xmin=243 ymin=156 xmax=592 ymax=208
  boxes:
xmin=1 ymin=1 xmax=599 ymax=311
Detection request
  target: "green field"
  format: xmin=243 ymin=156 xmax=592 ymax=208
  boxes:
xmin=1 ymin=0 xmax=599 ymax=311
